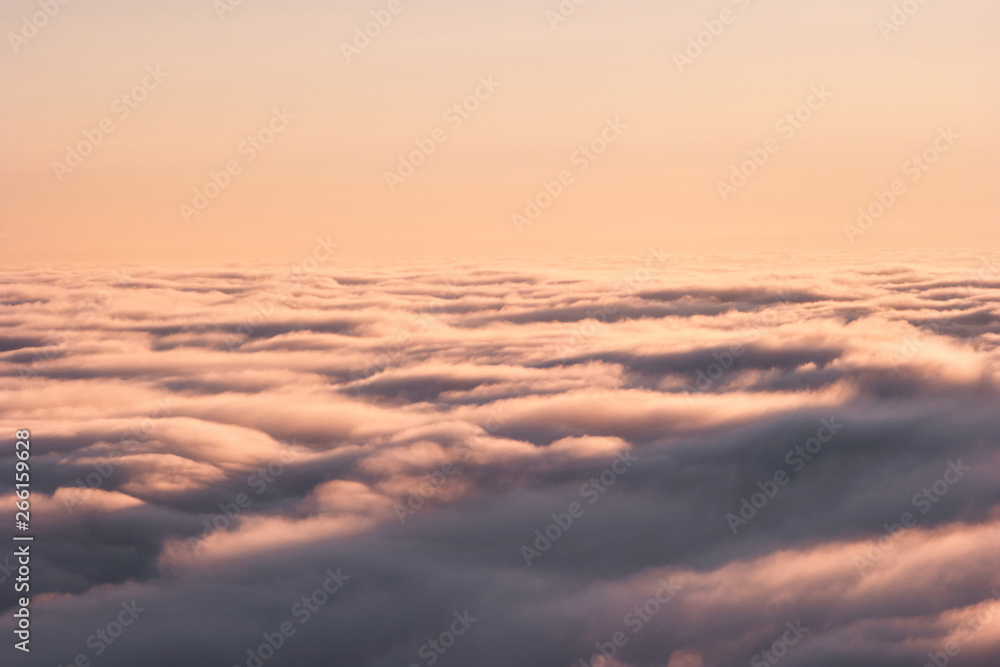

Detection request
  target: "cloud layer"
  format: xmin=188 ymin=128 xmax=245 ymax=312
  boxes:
xmin=1 ymin=251 xmax=999 ymax=667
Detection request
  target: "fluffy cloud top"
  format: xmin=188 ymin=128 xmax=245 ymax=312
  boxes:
xmin=1 ymin=251 xmax=998 ymax=666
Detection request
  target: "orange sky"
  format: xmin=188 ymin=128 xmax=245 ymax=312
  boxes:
xmin=1 ymin=0 xmax=998 ymax=262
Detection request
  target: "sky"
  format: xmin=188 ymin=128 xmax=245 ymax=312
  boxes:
xmin=1 ymin=0 xmax=998 ymax=263
xmin=1 ymin=5 xmax=1000 ymax=664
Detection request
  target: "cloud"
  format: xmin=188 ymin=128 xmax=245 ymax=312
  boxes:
xmin=0 ymin=253 xmax=998 ymax=666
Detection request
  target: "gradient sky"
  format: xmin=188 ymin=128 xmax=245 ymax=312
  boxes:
xmin=1 ymin=0 xmax=998 ymax=262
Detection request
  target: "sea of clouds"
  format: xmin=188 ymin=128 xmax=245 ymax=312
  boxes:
xmin=1 ymin=250 xmax=999 ymax=667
